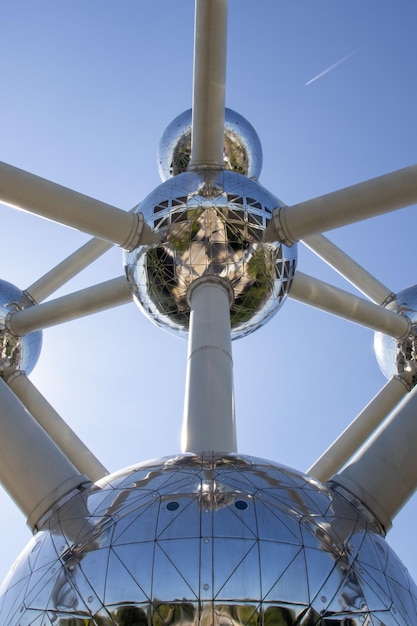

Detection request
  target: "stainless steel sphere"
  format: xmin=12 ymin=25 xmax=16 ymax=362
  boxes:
xmin=0 ymin=280 xmax=42 ymax=378
xmin=374 ymin=285 xmax=417 ymax=385
xmin=1 ymin=453 xmax=416 ymax=625
xmin=157 ymin=108 xmax=263 ymax=181
xmin=125 ymin=170 xmax=297 ymax=339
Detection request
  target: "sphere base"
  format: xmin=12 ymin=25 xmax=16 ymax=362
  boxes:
xmin=1 ymin=453 xmax=416 ymax=625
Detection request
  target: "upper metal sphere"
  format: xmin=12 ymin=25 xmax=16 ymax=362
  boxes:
xmin=124 ymin=170 xmax=297 ymax=339
xmin=0 ymin=280 xmax=42 ymax=378
xmin=1 ymin=452 xmax=416 ymax=625
xmin=158 ymin=108 xmax=263 ymax=181
xmin=374 ymin=285 xmax=417 ymax=385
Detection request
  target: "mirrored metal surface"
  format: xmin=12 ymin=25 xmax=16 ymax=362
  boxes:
xmin=1 ymin=453 xmax=416 ymax=624
xmin=158 ymin=108 xmax=263 ymax=182
xmin=125 ymin=170 xmax=297 ymax=339
xmin=0 ymin=279 xmax=42 ymax=378
xmin=374 ymin=285 xmax=417 ymax=385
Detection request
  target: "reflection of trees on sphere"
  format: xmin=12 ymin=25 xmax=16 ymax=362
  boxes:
xmin=1 ymin=454 xmax=416 ymax=624
xmin=0 ymin=280 xmax=42 ymax=379
xmin=157 ymin=108 xmax=263 ymax=182
xmin=125 ymin=170 xmax=297 ymax=339
xmin=375 ymin=285 xmax=417 ymax=387
xmin=0 ymin=3 xmax=416 ymax=624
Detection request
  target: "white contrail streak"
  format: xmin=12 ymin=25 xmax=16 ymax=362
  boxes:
xmin=305 ymin=48 xmax=360 ymax=86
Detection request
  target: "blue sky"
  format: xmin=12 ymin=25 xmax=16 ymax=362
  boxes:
xmin=0 ymin=0 xmax=417 ymax=583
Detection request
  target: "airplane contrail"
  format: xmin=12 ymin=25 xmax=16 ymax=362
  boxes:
xmin=305 ymin=48 xmax=361 ymax=86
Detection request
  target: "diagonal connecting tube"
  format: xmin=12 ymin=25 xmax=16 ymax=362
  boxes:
xmin=0 ymin=161 xmax=158 ymax=249
xmin=264 ymin=164 xmax=417 ymax=245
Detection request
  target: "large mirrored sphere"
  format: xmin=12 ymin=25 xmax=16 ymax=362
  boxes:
xmin=374 ymin=285 xmax=417 ymax=385
xmin=0 ymin=280 xmax=42 ymax=378
xmin=1 ymin=453 xmax=416 ymax=625
xmin=125 ymin=170 xmax=297 ymax=339
xmin=158 ymin=108 xmax=263 ymax=181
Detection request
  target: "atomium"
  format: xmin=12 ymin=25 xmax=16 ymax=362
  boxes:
xmin=1 ymin=3 xmax=417 ymax=626
xmin=125 ymin=170 xmax=297 ymax=339
xmin=374 ymin=285 xmax=417 ymax=386
xmin=0 ymin=454 xmax=416 ymax=625
xmin=0 ymin=280 xmax=42 ymax=379
xmin=157 ymin=108 xmax=263 ymax=182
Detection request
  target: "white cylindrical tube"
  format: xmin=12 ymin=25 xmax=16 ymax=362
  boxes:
xmin=0 ymin=377 xmax=88 ymax=529
xmin=8 ymin=276 xmax=132 ymax=335
xmin=332 ymin=383 xmax=417 ymax=532
xmin=182 ymin=276 xmax=236 ymax=453
xmin=308 ymin=373 xmax=412 ymax=483
xmin=302 ymin=233 xmax=393 ymax=306
xmin=0 ymin=160 xmax=157 ymax=249
xmin=26 ymin=237 xmax=113 ymax=303
xmin=8 ymin=372 xmax=108 ymax=482
xmin=290 ymin=271 xmax=411 ymax=339
xmin=265 ymin=163 xmax=417 ymax=245
xmin=190 ymin=0 xmax=228 ymax=168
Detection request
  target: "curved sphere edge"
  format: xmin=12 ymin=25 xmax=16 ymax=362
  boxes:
xmin=124 ymin=170 xmax=297 ymax=340
xmin=0 ymin=279 xmax=42 ymax=378
xmin=157 ymin=108 xmax=263 ymax=181
xmin=1 ymin=452 xmax=416 ymax=625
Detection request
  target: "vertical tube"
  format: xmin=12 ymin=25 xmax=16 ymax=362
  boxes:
xmin=190 ymin=0 xmax=228 ymax=168
xmin=182 ymin=276 xmax=236 ymax=453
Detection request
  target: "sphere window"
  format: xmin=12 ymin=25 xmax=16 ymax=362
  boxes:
xmin=234 ymin=500 xmax=248 ymax=511
xmin=166 ymin=501 xmax=180 ymax=511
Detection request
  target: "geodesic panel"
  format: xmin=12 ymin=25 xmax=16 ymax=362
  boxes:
xmin=1 ymin=453 xmax=416 ymax=625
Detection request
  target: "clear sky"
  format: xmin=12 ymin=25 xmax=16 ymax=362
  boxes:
xmin=0 ymin=0 xmax=417 ymax=584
